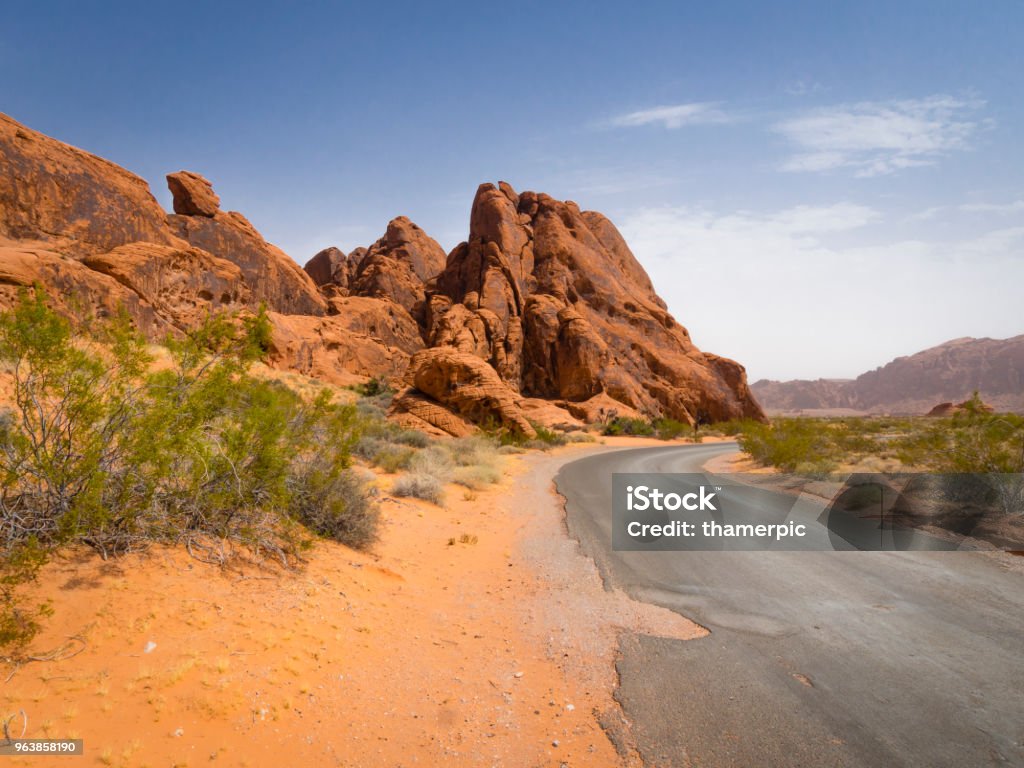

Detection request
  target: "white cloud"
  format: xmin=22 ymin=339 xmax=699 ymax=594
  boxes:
xmin=959 ymin=200 xmax=1024 ymax=215
xmin=773 ymin=95 xmax=987 ymax=177
xmin=617 ymin=203 xmax=1024 ymax=380
xmin=608 ymin=102 xmax=732 ymax=129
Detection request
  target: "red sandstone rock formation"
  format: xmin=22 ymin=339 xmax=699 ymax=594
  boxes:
xmin=388 ymin=348 xmax=537 ymax=438
xmin=426 ymin=182 xmax=764 ymax=426
xmin=166 ymin=171 xmax=221 ymax=217
xmin=0 ymin=112 xmax=767 ymax=433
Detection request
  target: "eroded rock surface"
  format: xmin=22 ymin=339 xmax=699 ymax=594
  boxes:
xmin=389 ymin=348 xmax=537 ymax=438
xmin=428 ymin=182 xmax=764 ymax=425
xmin=0 ymin=112 xmax=767 ymax=434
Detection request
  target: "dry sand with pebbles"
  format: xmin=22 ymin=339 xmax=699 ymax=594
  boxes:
xmin=1 ymin=439 xmax=704 ymax=767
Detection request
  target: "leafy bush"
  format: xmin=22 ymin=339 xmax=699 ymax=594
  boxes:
xmin=0 ymin=290 xmax=378 ymax=653
xmin=602 ymin=417 xmax=655 ymax=437
xmin=354 ymin=376 xmax=391 ymax=398
xmin=737 ymin=418 xmax=838 ymax=474
xmin=653 ymin=418 xmax=690 ymax=440
xmin=530 ymin=424 xmax=568 ymax=447
xmin=392 ymin=473 xmax=445 ymax=505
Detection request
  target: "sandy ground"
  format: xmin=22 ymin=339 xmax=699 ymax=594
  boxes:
xmin=1 ymin=439 xmax=704 ymax=767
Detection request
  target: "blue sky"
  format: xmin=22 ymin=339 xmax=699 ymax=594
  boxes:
xmin=2 ymin=1 xmax=1021 ymax=380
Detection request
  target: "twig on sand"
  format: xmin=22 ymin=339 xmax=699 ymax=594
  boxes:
xmin=3 ymin=635 xmax=87 ymax=682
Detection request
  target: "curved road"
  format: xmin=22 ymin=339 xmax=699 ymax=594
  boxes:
xmin=555 ymin=443 xmax=1024 ymax=767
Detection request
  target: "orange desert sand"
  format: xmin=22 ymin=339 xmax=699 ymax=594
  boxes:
xmin=2 ymin=440 xmax=705 ymax=767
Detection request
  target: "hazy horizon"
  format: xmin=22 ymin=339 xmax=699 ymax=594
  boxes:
xmin=3 ymin=1 xmax=1021 ymax=381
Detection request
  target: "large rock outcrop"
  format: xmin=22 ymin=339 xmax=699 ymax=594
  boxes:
xmin=82 ymin=242 xmax=250 ymax=330
xmin=0 ymin=113 xmax=767 ymax=435
xmin=426 ymin=182 xmax=764 ymax=426
xmin=350 ymin=217 xmax=447 ymax=324
xmin=305 ymin=217 xmax=446 ymax=326
xmin=0 ymin=114 xmax=178 ymax=254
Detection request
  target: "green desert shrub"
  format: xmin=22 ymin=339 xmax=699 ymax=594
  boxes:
xmin=372 ymin=445 xmax=416 ymax=473
xmin=737 ymin=418 xmax=838 ymax=474
xmin=602 ymin=417 xmax=656 ymax=437
xmin=530 ymin=424 xmax=568 ymax=448
xmin=654 ymin=418 xmax=690 ymax=440
xmin=0 ymin=289 xmax=378 ymax=654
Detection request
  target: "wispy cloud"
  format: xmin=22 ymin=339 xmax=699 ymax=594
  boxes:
xmin=773 ymin=95 xmax=987 ymax=177
xmin=608 ymin=102 xmax=732 ymax=129
xmin=960 ymin=200 xmax=1024 ymax=215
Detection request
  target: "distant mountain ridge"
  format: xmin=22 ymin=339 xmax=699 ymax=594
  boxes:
xmin=752 ymin=335 xmax=1024 ymax=414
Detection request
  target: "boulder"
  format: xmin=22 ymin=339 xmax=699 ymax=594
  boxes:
xmin=166 ymin=171 xmax=220 ymax=217
xmin=388 ymin=389 xmax=478 ymax=437
xmin=304 ymin=246 xmax=347 ymax=287
xmin=391 ymin=347 xmax=536 ymax=438
xmin=563 ymin=392 xmax=644 ymax=424
xmin=518 ymin=398 xmax=584 ymax=431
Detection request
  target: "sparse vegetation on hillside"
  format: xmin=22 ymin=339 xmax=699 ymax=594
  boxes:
xmin=730 ymin=395 xmax=1024 ymax=480
xmin=0 ymin=289 xmax=378 ymax=654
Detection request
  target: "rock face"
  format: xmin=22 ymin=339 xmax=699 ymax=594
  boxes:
xmin=168 ymin=207 xmax=326 ymax=317
xmin=753 ymin=336 xmax=1024 ymax=415
xmin=426 ymin=182 xmax=764 ymax=426
xmin=266 ymin=312 xmax=413 ymax=387
xmin=82 ymin=242 xmax=249 ymax=330
xmin=304 ymin=246 xmax=347 ymax=287
xmin=166 ymin=171 xmax=221 ymax=217
xmin=350 ymin=217 xmax=447 ymax=324
xmin=306 ymin=217 xmax=446 ymax=326
xmin=388 ymin=348 xmax=537 ymax=438
xmin=0 ymin=112 xmax=767 ymax=434
xmin=0 ymin=113 xmax=178 ymax=254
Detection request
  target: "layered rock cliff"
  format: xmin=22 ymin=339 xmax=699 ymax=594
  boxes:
xmin=0 ymin=112 xmax=765 ymax=434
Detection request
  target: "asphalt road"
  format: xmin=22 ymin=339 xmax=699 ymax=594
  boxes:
xmin=555 ymin=443 xmax=1024 ymax=767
